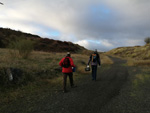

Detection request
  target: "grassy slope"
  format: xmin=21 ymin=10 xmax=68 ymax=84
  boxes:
xmin=106 ymin=44 xmax=150 ymax=66
xmin=0 ymin=48 xmax=112 ymax=107
xmin=107 ymin=44 xmax=150 ymax=59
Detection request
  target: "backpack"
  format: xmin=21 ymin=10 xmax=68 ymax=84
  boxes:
xmin=92 ymin=54 xmax=97 ymax=62
xmin=62 ymin=57 xmax=71 ymax=68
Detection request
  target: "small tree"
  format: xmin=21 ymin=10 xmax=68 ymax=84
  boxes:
xmin=144 ymin=37 xmax=150 ymax=44
xmin=17 ymin=39 xmax=34 ymax=59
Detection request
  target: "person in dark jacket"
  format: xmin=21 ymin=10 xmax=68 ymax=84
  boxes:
xmin=59 ymin=52 xmax=76 ymax=93
xmin=87 ymin=49 xmax=101 ymax=81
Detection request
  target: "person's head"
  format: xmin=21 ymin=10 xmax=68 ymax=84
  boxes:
xmin=66 ymin=52 xmax=71 ymax=57
xmin=94 ymin=49 xmax=97 ymax=54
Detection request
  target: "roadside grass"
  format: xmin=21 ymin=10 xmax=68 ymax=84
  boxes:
xmin=127 ymin=67 xmax=150 ymax=112
xmin=127 ymin=58 xmax=150 ymax=66
xmin=126 ymin=57 xmax=150 ymax=110
xmin=0 ymin=48 xmax=113 ymax=107
xmin=101 ymin=54 xmax=113 ymax=65
xmin=131 ymin=68 xmax=150 ymax=98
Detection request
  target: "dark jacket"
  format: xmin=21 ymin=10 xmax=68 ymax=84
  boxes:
xmin=88 ymin=53 xmax=101 ymax=66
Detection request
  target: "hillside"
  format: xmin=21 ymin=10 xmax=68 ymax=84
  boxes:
xmin=0 ymin=27 xmax=86 ymax=52
xmin=106 ymin=44 xmax=150 ymax=60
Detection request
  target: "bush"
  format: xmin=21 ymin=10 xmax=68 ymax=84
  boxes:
xmin=17 ymin=39 xmax=34 ymax=59
xmin=144 ymin=37 xmax=150 ymax=44
xmin=8 ymin=38 xmax=34 ymax=59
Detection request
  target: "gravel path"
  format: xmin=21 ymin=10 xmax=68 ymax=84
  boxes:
xmin=1 ymin=56 xmax=130 ymax=113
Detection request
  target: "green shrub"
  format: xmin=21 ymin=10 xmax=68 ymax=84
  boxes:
xmin=8 ymin=39 xmax=34 ymax=59
xmin=17 ymin=39 xmax=34 ymax=59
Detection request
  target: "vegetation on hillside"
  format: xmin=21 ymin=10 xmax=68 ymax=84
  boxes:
xmin=106 ymin=44 xmax=150 ymax=66
xmin=0 ymin=27 xmax=85 ymax=52
xmin=107 ymin=44 xmax=150 ymax=59
xmin=0 ymin=28 xmax=40 ymax=48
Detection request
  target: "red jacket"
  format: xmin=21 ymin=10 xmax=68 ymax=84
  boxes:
xmin=59 ymin=56 xmax=75 ymax=73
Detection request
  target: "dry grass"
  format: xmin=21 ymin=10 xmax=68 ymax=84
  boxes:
xmin=127 ymin=58 xmax=150 ymax=66
xmin=0 ymin=48 xmax=113 ymax=104
xmin=107 ymin=44 xmax=150 ymax=60
xmin=0 ymin=48 xmax=113 ymax=77
xmin=106 ymin=44 xmax=150 ymax=67
xmin=0 ymin=49 xmax=113 ymax=88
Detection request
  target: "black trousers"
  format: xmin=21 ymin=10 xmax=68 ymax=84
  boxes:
xmin=63 ymin=73 xmax=74 ymax=91
xmin=92 ymin=65 xmax=97 ymax=80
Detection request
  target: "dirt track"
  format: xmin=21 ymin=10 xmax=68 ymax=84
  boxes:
xmin=32 ymin=56 xmax=129 ymax=113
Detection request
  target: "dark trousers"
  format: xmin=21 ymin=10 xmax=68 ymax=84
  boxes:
xmin=63 ymin=73 xmax=74 ymax=91
xmin=92 ymin=65 xmax=97 ymax=80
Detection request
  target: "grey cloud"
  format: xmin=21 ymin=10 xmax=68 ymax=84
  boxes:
xmin=1 ymin=0 xmax=150 ymax=51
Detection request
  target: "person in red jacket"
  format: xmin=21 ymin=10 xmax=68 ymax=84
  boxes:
xmin=59 ymin=52 xmax=76 ymax=93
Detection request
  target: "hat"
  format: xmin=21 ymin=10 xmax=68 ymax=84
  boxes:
xmin=67 ymin=52 xmax=70 ymax=55
xmin=67 ymin=52 xmax=70 ymax=57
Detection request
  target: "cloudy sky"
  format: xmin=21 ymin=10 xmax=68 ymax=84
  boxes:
xmin=0 ymin=0 xmax=150 ymax=51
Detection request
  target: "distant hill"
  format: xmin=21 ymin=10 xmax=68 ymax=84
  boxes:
xmin=0 ymin=28 xmax=86 ymax=53
xmin=106 ymin=44 xmax=150 ymax=60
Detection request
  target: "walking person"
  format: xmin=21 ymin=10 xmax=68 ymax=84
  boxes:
xmin=87 ymin=49 xmax=101 ymax=81
xmin=59 ymin=52 xmax=76 ymax=93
